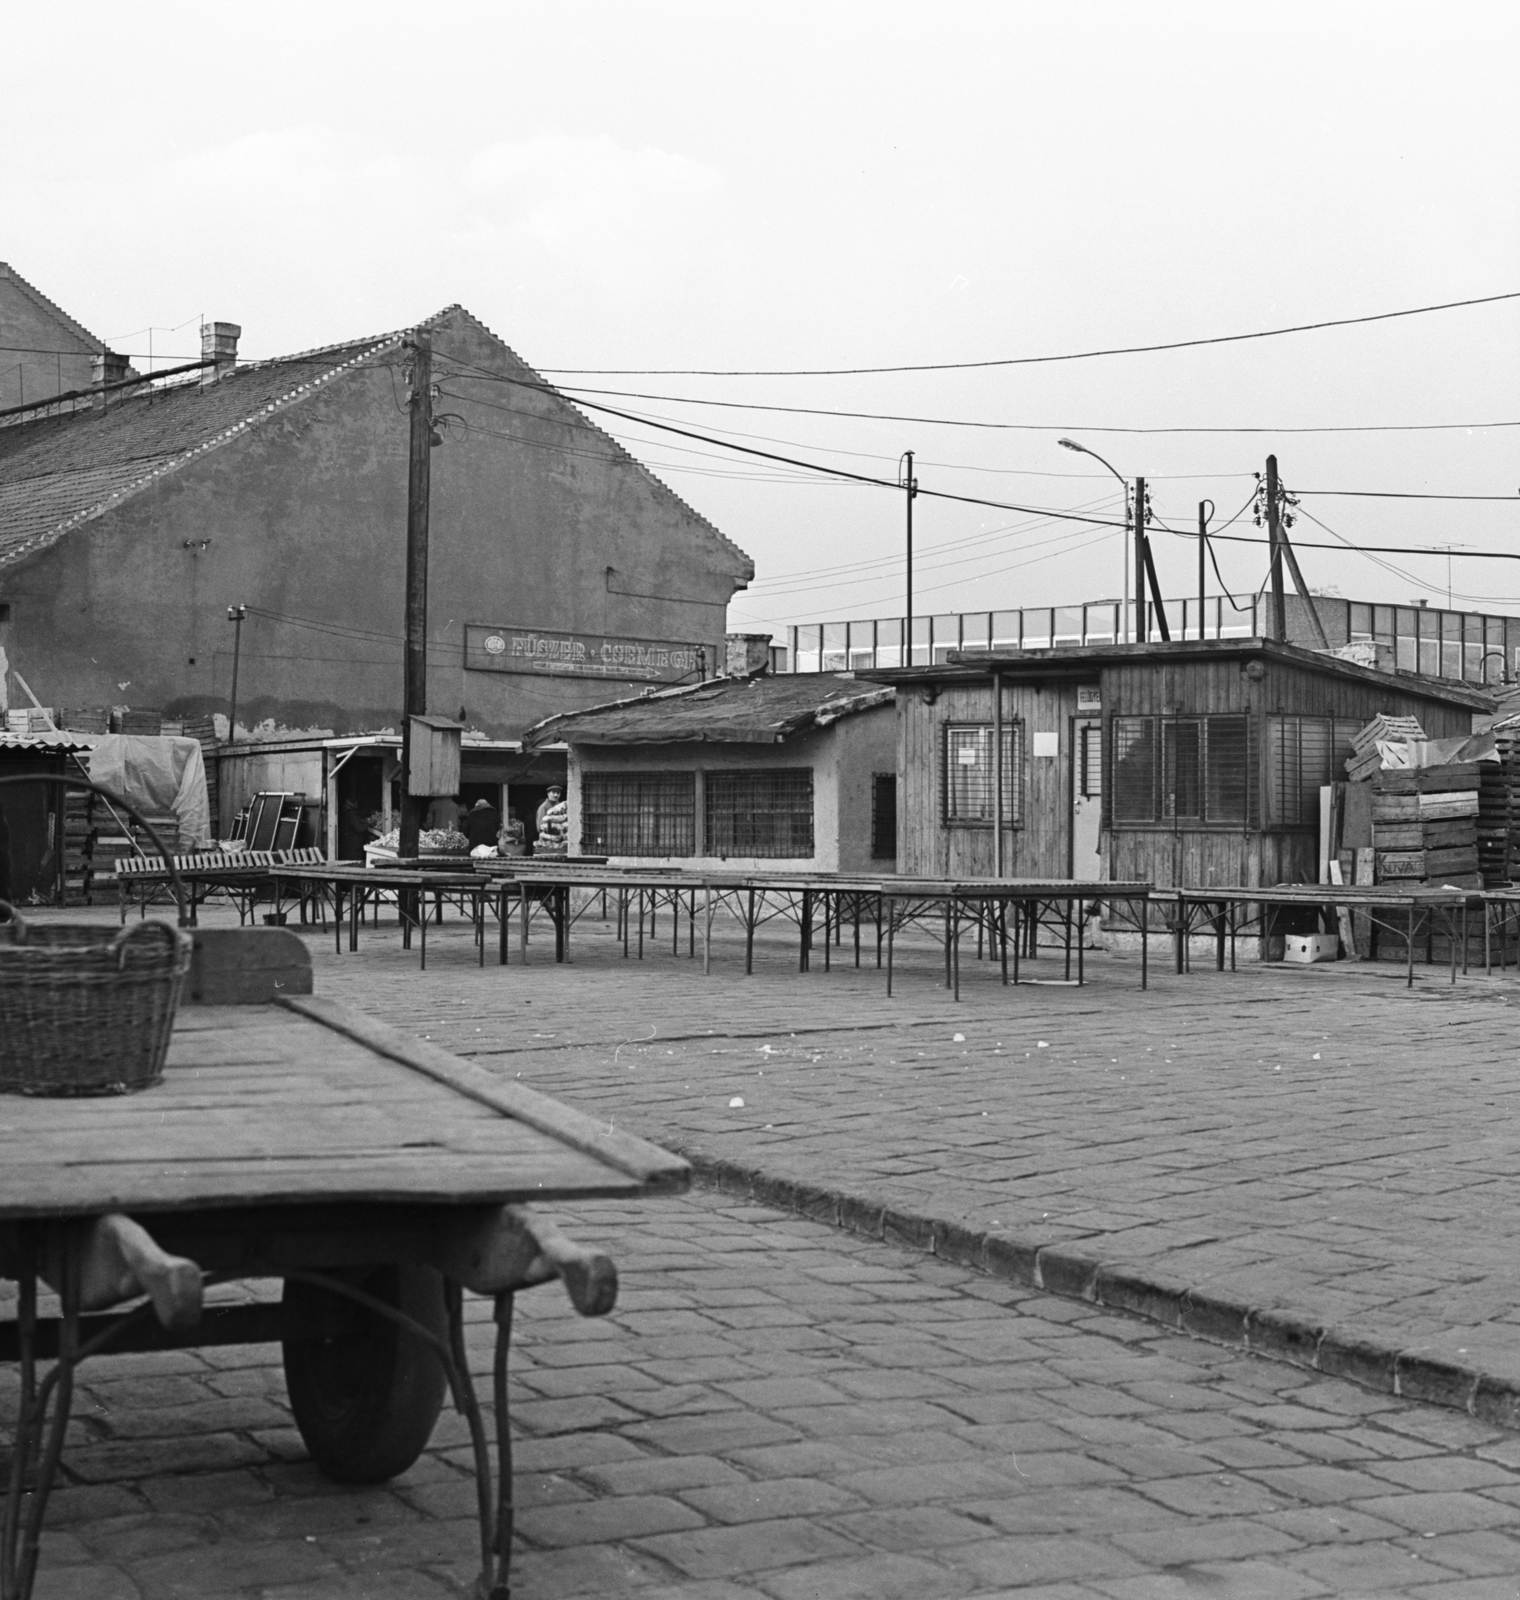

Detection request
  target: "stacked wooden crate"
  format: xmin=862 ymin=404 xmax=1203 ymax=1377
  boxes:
xmin=180 ymin=713 xmax=222 ymax=839
xmin=1477 ymin=737 xmax=1514 ymax=885
xmin=1371 ymin=763 xmax=1481 ymax=887
xmin=1345 ymin=714 xmax=1425 ymax=782
xmin=59 ymin=707 xmax=110 ymax=735
xmin=62 ymin=790 xmax=95 ymax=904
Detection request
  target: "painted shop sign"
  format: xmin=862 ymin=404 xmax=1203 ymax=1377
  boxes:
xmin=464 ymin=624 xmax=705 ymax=684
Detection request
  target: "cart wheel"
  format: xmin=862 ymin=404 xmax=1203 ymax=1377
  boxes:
xmin=281 ymin=1264 xmax=448 ymax=1483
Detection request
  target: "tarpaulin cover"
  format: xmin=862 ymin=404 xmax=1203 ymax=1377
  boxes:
xmin=88 ymin=736 xmax=212 ymax=850
xmin=1376 ymin=731 xmax=1499 ymax=770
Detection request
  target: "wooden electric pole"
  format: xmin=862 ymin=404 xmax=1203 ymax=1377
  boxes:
xmin=1266 ymin=453 xmax=1286 ymax=642
xmin=901 ymin=451 xmax=918 ymax=664
xmin=1198 ymin=502 xmax=1211 ymax=640
xmin=399 ymin=333 xmax=433 ymax=861
xmin=1133 ymin=477 xmax=1147 ymax=642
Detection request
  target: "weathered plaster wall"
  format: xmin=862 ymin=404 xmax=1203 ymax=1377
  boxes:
xmin=0 ymin=268 xmax=100 ymax=411
xmin=567 ymin=719 xmax=882 ymax=872
xmin=0 ymin=311 xmax=750 ymax=738
xmin=828 ymin=706 xmax=897 ymax=874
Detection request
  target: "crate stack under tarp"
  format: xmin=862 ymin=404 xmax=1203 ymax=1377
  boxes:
xmin=1345 ymin=714 xmax=1425 ymax=782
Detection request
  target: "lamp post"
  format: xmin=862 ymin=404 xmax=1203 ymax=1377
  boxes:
xmin=1058 ymin=439 xmax=1136 ymax=642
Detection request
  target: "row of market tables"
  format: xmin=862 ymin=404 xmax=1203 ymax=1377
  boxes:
xmin=135 ymin=853 xmax=1520 ymax=992
xmin=252 ymin=860 xmax=1157 ymax=996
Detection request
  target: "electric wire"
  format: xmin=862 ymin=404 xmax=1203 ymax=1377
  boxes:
xmin=542 ymin=380 xmax=1520 ymax=440
xmin=536 ymin=290 xmax=1520 ymax=376
xmin=434 ymin=358 xmax=1132 ymax=529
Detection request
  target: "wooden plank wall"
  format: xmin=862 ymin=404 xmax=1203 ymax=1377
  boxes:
xmin=1257 ymin=660 xmax=1475 ymax=736
xmin=897 ymin=658 xmax=1483 ymax=886
xmin=897 ymin=678 xmax=1080 ymax=877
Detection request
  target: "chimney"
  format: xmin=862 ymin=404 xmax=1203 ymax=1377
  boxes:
xmin=724 ymin=632 xmax=773 ymax=677
xmin=91 ymin=350 xmax=132 ymax=389
xmin=200 ymin=321 xmax=241 ymax=385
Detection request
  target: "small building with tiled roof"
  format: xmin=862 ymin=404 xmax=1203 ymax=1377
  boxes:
xmin=524 ymin=669 xmax=897 ymax=872
xmin=0 ymin=294 xmax=754 ymax=837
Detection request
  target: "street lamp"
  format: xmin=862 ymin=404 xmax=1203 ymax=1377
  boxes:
xmin=1059 ymin=439 xmax=1134 ymax=642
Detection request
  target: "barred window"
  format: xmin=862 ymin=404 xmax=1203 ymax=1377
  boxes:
xmin=1112 ymin=715 xmax=1249 ymax=825
xmin=1267 ymin=716 xmax=1362 ymax=827
xmin=942 ymin=722 xmax=1023 ymax=827
xmin=706 ymin=769 xmax=814 ymax=858
xmin=870 ymin=773 xmax=897 ymax=860
xmin=1077 ymin=723 xmax=1102 ymax=799
xmin=581 ymin=771 xmax=695 ymax=856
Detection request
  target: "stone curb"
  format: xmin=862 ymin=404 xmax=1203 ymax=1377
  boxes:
xmin=679 ymin=1149 xmax=1520 ymax=1431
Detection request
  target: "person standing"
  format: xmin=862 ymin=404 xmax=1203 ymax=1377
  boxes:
xmin=425 ymin=794 xmax=463 ymax=832
xmin=463 ymin=797 xmax=501 ymax=849
xmin=535 ymin=786 xmax=563 ymax=833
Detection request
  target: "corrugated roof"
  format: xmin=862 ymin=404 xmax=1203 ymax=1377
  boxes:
xmin=0 ymin=304 xmax=753 ymax=582
xmin=0 ymin=729 xmax=99 ymax=752
xmin=525 ymin=672 xmax=893 ymax=747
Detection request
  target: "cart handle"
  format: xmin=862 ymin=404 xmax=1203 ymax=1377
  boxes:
xmin=0 ymin=772 xmax=190 ymax=927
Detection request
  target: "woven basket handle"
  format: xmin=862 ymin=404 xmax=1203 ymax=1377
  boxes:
xmin=0 ymin=899 xmax=28 ymax=944
xmin=108 ymin=918 xmax=188 ymax=970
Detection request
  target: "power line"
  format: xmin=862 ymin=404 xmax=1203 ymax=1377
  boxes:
xmin=433 ymin=368 xmax=1248 ymax=482
xmin=536 ymin=290 xmax=1520 ymax=376
xmin=1203 ymin=531 xmax=1520 ymax=561
xmin=436 ymin=356 xmax=1132 ymax=529
xmin=1297 ymin=489 xmax=1519 ymax=503
xmin=496 ymin=376 xmax=1520 ymax=438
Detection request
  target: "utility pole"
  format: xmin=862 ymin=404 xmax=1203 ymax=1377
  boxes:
xmin=901 ymin=451 xmax=918 ymax=665
xmin=400 ymin=333 xmax=433 ymax=861
xmin=1133 ymin=477 xmax=1147 ymax=642
xmin=1197 ymin=503 xmax=1211 ymax=640
xmin=225 ymin=604 xmax=246 ymax=745
xmin=1266 ymin=454 xmax=1286 ymax=642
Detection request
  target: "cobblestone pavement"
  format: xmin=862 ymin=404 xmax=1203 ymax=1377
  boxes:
xmin=281 ymin=903 xmax=1520 ymax=1411
xmin=16 ymin=1188 xmax=1520 ymax=1599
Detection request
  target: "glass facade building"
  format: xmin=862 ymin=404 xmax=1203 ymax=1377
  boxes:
xmin=772 ymin=595 xmax=1518 ymax=688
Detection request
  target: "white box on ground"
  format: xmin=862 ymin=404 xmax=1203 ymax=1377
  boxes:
xmin=1282 ymin=933 xmax=1340 ymax=964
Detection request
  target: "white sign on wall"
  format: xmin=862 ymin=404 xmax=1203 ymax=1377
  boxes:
xmin=1032 ymin=731 xmax=1060 ymax=758
xmin=1077 ymin=686 xmax=1102 ymax=712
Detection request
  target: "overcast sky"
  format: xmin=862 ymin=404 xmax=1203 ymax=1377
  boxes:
xmin=7 ymin=1 xmax=1517 ymax=640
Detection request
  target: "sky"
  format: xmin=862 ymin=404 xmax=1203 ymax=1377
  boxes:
xmin=6 ymin=0 xmax=1518 ymax=641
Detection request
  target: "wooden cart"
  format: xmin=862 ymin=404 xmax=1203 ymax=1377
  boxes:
xmin=0 ymin=927 xmax=688 ymax=1600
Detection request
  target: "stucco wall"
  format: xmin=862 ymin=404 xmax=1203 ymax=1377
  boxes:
xmin=567 ymin=716 xmax=896 ymax=873
xmin=0 ymin=311 xmax=750 ymax=739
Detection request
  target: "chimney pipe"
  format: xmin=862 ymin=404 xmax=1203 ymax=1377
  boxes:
xmin=200 ymin=322 xmax=241 ymax=384
xmin=91 ymin=350 xmax=132 ymax=389
xmin=724 ymin=632 xmax=773 ymax=677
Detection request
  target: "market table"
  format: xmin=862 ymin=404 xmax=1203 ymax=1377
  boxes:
xmin=1163 ymin=883 xmax=1487 ymax=986
xmin=882 ymin=879 xmax=1154 ymax=999
xmin=0 ymin=927 xmax=688 ymax=1600
xmin=267 ymin=864 xmax=495 ymax=968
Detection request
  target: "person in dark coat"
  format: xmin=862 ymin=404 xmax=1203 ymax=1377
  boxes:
xmin=337 ymin=799 xmax=375 ymax=861
xmin=463 ymin=798 xmax=501 ymax=849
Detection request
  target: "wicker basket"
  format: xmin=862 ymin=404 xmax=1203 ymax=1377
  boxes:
xmin=0 ymin=903 xmax=193 ymax=1096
